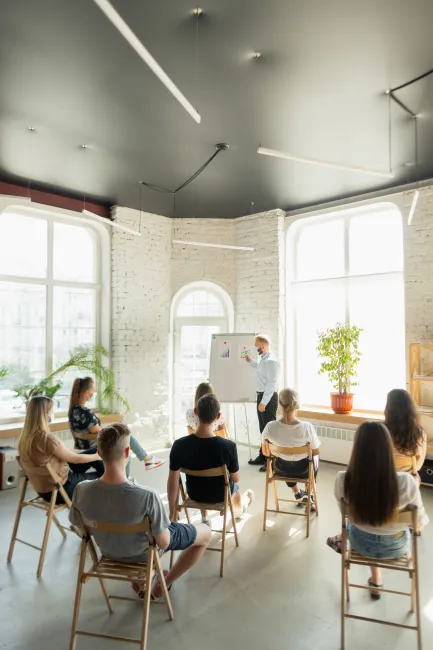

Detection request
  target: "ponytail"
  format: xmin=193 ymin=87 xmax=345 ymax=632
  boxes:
xmin=69 ymin=377 xmax=94 ymax=417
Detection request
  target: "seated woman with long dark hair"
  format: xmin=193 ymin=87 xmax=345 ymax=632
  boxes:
xmin=385 ymin=388 xmax=427 ymax=481
xmin=69 ymin=377 xmax=165 ymax=470
xmin=18 ymin=395 xmax=104 ymax=503
xmin=328 ymin=421 xmax=428 ymax=599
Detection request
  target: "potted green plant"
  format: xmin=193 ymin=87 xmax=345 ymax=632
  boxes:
xmin=317 ymin=322 xmax=362 ymax=414
xmin=11 ymin=345 xmax=129 ymax=413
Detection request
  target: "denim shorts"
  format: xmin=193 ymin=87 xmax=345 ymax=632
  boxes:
xmin=166 ymin=522 xmax=197 ymax=552
xmin=348 ymin=523 xmax=410 ymax=559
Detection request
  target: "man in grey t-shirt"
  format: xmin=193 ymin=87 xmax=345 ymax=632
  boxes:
xmin=69 ymin=423 xmax=211 ymax=599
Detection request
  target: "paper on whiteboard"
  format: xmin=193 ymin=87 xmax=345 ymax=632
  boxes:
xmin=238 ymin=344 xmax=251 ymax=360
xmin=218 ymin=339 xmax=230 ymax=359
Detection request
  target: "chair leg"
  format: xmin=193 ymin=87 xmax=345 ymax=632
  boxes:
xmin=140 ymin=547 xmax=154 ymax=650
xmin=88 ymin=538 xmax=113 ymax=614
xmin=69 ymin=539 xmax=88 ymax=650
xmin=52 ymin=514 xmax=67 ymax=540
xmin=228 ymin=495 xmax=239 ymax=547
xmin=154 ymin=550 xmax=174 ymax=621
xmin=7 ymin=477 xmax=28 ymax=564
xmin=37 ymin=489 xmax=57 ymax=578
xmin=306 ymin=480 xmax=311 ymax=538
xmin=220 ymin=491 xmax=228 ymax=577
xmin=263 ymin=462 xmax=270 ymax=532
xmin=312 ymin=478 xmax=319 ymax=516
xmin=412 ymin=537 xmax=423 ymax=650
xmin=271 ymin=477 xmax=279 ymax=512
xmin=341 ymin=559 xmax=346 ymax=650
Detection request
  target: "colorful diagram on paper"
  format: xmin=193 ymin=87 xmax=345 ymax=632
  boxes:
xmin=239 ymin=345 xmax=251 ymax=359
xmin=218 ymin=340 xmax=230 ymax=359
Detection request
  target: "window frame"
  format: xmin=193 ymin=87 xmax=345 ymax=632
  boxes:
xmin=286 ymin=201 xmax=405 ymax=411
xmin=0 ymin=200 xmax=111 ymax=424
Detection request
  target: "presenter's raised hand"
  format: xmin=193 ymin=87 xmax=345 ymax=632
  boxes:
xmin=245 ymin=353 xmax=252 ymax=363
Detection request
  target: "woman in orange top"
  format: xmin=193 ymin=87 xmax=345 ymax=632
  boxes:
xmin=18 ymin=395 xmax=104 ymax=503
xmin=384 ymin=389 xmax=427 ymax=481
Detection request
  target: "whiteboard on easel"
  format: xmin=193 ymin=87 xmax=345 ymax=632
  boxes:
xmin=209 ymin=333 xmax=257 ymax=403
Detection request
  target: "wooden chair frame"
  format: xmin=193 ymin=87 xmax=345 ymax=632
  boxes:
xmin=171 ymin=465 xmax=239 ymax=577
xmin=7 ymin=458 xmax=76 ymax=578
xmin=341 ymin=501 xmax=422 ymax=650
xmin=70 ymin=515 xmax=173 ymax=650
xmin=395 ymin=454 xmax=418 ymax=477
xmin=187 ymin=424 xmax=230 ymax=440
xmin=262 ymin=442 xmax=319 ymax=538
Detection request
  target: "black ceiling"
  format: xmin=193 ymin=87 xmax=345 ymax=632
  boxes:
xmin=1 ymin=0 xmax=433 ymax=218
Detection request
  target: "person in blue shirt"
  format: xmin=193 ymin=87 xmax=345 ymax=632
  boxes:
xmin=244 ymin=334 xmax=280 ymax=471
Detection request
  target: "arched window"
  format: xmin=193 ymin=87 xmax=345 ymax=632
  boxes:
xmin=0 ymin=206 xmax=109 ymax=420
xmin=171 ymin=282 xmax=234 ymax=439
xmin=287 ymin=203 xmax=405 ymax=411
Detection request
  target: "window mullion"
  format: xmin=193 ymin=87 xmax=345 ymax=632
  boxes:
xmin=46 ymin=221 xmax=54 ymax=377
xmin=344 ymin=214 xmax=350 ymax=324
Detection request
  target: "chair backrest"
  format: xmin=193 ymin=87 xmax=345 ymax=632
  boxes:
xmin=180 ymin=465 xmax=229 ymax=485
xmin=16 ymin=456 xmax=72 ymax=507
xmin=394 ymin=454 xmax=417 ymax=477
xmin=81 ymin=515 xmax=152 ymax=535
xmin=267 ymin=441 xmax=312 ymax=460
xmin=341 ymin=499 xmax=418 ymax=528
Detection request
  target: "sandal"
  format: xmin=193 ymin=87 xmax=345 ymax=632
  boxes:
xmin=132 ymin=569 xmax=170 ymax=600
xmin=326 ymin=535 xmax=342 ymax=554
xmin=368 ymin=578 xmax=383 ymax=600
xmin=151 ymin=570 xmax=172 ymax=600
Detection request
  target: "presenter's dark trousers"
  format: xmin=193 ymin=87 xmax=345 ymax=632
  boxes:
xmin=257 ymin=391 xmax=278 ymax=461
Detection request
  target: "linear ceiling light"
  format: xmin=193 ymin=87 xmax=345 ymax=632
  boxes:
xmin=407 ymin=189 xmax=420 ymax=225
xmin=92 ymin=0 xmax=201 ymax=124
xmin=172 ymin=239 xmax=254 ymax=251
xmin=257 ymin=147 xmax=394 ymax=179
xmin=83 ymin=209 xmax=141 ymax=237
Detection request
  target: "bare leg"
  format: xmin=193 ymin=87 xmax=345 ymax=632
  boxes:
xmin=231 ymin=488 xmax=254 ymax=519
xmin=162 ymin=524 xmax=212 ymax=591
xmin=200 ymin=508 xmax=209 ymax=521
xmin=291 ymin=485 xmax=299 ymax=493
xmin=370 ymin=566 xmax=382 ymax=587
xmin=231 ymin=490 xmax=243 ymax=518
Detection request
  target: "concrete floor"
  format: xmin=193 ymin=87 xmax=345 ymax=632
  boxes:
xmin=1 ymin=447 xmax=433 ymax=650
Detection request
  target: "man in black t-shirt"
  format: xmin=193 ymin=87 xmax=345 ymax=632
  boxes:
xmin=168 ymin=394 xmax=254 ymax=524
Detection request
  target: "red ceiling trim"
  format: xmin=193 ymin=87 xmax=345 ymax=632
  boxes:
xmin=0 ymin=182 xmax=109 ymax=218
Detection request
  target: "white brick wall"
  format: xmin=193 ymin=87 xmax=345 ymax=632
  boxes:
xmin=171 ymin=219 xmax=236 ymax=303
xmin=111 ymin=207 xmax=171 ymax=448
xmin=110 ymin=186 xmax=433 ymax=451
xmin=403 ymin=186 xmax=433 ymax=344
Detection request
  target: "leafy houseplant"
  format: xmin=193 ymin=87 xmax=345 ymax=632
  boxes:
xmin=317 ymin=322 xmax=362 ymax=414
xmin=11 ymin=345 xmax=129 ymax=413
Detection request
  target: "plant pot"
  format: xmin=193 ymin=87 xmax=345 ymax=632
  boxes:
xmin=330 ymin=393 xmax=353 ymax=415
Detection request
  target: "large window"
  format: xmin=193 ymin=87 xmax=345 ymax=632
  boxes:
xmin=171 ymin=283 xmax=233 ymax=440
xmin=288 ymin=203 xmax=405 ymax=411
xmin=0 ymin=209 xmax=104 ymax=420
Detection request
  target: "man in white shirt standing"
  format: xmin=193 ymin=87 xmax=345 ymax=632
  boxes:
xmin=244 ymin=334 xmax=280 ymax=471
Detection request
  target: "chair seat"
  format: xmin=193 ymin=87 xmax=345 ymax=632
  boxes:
xmin=181 ymin=499 xmax=225 ymax=513
xmin=91 ymin=556 xmax=149 ymax=581
xmin=26 ymin=496 xmax=69 ymax=514
xmin=349 ymin=549 xmax=411 ymax=568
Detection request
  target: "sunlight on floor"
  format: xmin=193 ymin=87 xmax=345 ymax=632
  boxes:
xmin=423 ymin=597 xmax=433 ymax=621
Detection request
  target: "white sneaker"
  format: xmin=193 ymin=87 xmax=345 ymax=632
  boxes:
xmin=145 ymin=456 xmax=167 ymax=471
xmin=237 ymin=489 xmax=254 ymax=519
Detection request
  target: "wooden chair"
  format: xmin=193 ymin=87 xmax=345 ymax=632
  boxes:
xmin=186 ymin=424 xmax=230 ymax=440
xmin=172 ymin=465 xmax=239 ymax=577
xmin=69 ymin=515 xmax=173 ymax=650
xmin=341 ymin=501 xmax=422 ymax=650
xmin=262 ymin=442 xmax=318 ymax=537
xmin=7 ymin=458 xmax=76 ymax=578
xmin=395 ymin=454 xmax=418 ymax=477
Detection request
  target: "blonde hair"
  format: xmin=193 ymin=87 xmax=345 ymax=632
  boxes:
xmin=18 ymin=396 xmax=54 ymax=458
xmin=279 ymin=388 xmax=300 ymax=413
xmin=69 ymin=377 xmax=94 ymax=417
xmin=98 ymin=423 xmax=130 ymax=463
xmin=255 ymin=334 xmax=270 ymax=344
xmin=194 ymin=382 xmax=215 ymax=408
